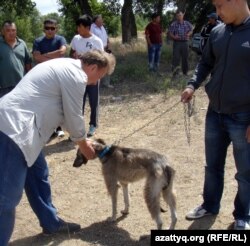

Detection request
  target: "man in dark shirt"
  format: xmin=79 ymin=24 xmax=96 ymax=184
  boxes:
xmin=33 ymin=19 xmax=67 ymax=138
xmin=145 ymin=13 xmax=162 ymax=72
xmin=200 ymin=12 xmax=221 ymax=51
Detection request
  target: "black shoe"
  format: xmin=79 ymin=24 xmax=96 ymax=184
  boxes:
xmin=43 ymin=219 xmax=81 ymax=235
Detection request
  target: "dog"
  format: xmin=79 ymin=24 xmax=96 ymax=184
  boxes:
xmin=73 ymin=139 xmax=177 ymax=230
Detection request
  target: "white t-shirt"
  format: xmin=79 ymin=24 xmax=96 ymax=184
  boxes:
xmin=70 ymin=34 xmax=104 ymax=55
xmin=90 ymin=24 xmax=108 ymax=47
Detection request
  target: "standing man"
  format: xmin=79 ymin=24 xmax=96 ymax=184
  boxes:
xmin=0 ymin=50 xmax=116 ymax=246
xmin=181 ymin=0 xmax=250 ymax=230
xmin=200 ymin=12 xmax=221 ymax=51
xmin=0 ymin=20 xmax=32 ymax=98
xmin=70 ymin=15 xmax=104 ymax=137
xmin=145 ymin=13 xmax=162 ymax=72
xmin=169 ymin=10 xmax=193 ymax=76
xmin=91 ymin=14 xmax=113 ymax=88
xmin=33 ymin=19 xmax=67 ymax=138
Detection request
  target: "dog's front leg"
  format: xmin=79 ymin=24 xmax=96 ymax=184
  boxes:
xmin=107 ymin=182 xmax=119 ymax=222
xmin=121 ymin=183 xmax=129 ymax=215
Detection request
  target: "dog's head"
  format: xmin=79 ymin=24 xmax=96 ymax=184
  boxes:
xmin=73 ymin=138 xmax=108 ymax=168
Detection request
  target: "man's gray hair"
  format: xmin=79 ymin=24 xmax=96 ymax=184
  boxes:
xmin=79 ymin=49 xmax=116 ymax=75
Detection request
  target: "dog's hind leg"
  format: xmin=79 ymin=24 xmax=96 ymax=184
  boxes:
xmin=144 ymin=177 xmax=163 ymax=230
xmin=162 ymin=167 xmax=177 ymax=229
xmin=120 ymin=182 xmax=129 ymax=215
xmin=162 ymin=188 xmax=177 ymax=229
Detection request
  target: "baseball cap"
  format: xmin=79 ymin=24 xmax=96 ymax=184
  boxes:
xmin=207 ymin=13 xmax=218 ymax=19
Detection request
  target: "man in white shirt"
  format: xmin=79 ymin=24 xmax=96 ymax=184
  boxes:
xmin=0 ymin=50 xmax=116 ymax=246
xmin=91 ymin=15 xmax=113 ymax=88
xmin=70 ymin=15 xmax=103 ymax=137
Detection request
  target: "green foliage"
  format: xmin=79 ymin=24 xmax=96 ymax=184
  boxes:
xmin=135 ymin=15 xmax=148 ymax=31
xmin=0 ymin=0 xmax=35 ymax=16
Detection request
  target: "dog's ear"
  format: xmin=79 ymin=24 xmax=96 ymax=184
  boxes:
xmin=95 ymin=138 xmax=106 ymax=145
xmin=73 ymin=148 xmax=88 ymax=167
xmin=91 ymin=138 xmax=106 ymax=151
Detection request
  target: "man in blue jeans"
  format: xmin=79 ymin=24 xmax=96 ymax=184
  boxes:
xmin=145 ymin=13 xmax=162 ymax=72
xmin=0 ymin=50 xmax=116 ymax=245
xmin=181 ymin=0 xmax=250 ymax=230
xmin=0 ymin=20 xmax=80 ymax=241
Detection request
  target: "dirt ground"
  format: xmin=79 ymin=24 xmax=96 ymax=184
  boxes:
xmin=9 ymin=84 xmax=237 ymax=246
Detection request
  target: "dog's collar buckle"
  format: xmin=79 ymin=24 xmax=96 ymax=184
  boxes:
xmin=98 ymin=146 xmax=111 ymax=158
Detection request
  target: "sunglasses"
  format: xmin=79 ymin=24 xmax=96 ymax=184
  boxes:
xmin=44 ymin=26 xmax=56 ymax=31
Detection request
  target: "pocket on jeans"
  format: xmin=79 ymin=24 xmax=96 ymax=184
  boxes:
xmin=230 ymin=111 xmax=250 ymax=123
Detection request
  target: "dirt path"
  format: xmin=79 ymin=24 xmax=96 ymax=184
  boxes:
xmin=10 ymin=88 xmax=237 ymax=246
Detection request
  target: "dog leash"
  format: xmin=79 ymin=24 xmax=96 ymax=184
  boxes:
xmin=113 ymin=100 xmax=181 ymax=145
xmin=183 ymin=96 xmax=195 ymax=145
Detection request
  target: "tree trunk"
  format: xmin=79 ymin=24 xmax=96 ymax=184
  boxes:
xmin=155 ymin=0 xmax=164 ymax=15
xmin=75 ymin=0 xmax=92 ymax=16
xmin=121 ymin=0 xmax=137 ymax=43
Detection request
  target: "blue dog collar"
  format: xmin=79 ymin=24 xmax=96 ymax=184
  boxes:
xmin=98 ymin=146 xmax=111 ymax=158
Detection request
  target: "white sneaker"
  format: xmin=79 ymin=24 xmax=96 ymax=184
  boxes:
xmin=57 ymin=130 xmax=65 ymax=138
xmin=186 ymin=205 xmax=213 ymax=220
xmin=234 ymin=220 xmax=250 ymax=230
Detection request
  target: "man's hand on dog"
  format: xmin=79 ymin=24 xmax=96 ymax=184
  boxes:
xmin=77 ymin=139 xmax=95 ymax=160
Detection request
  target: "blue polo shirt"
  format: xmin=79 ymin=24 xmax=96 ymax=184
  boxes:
xmin=32 ymin=34 xmax=67 ymax=54
xmin=0 ymin=36 xmax=32 ymax=88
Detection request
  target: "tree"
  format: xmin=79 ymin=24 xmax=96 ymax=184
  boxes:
xmin=121 ymin=0 xmax=137 ymax=43
xmin=0 ymin=0 xmax=35 ymax=16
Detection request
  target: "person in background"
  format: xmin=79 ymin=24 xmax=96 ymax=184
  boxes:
xmin=33 ymin=19 xmax=67 ymax=138
xmin=200 ymin=12 xmax=221 ymax=52
xmin=169 ymin=10 xmax=193 ymax=76
xmin=145 ymin=13 xmax=162 ymax=73
xmin=181 ymin=0 xmax=250 ymax=230
xmin=70 ymin=15 xmax=104 ymax=137
xmin=0 ymin=20 xmax=32 ymax=98
xmin=91 ymin=14 xmax=114 ymax=88
xmin=0 ymin=49 xmax=116 ymax=246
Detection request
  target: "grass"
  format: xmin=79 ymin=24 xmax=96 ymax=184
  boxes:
xmin=108 ymin=34 xmax=199 ymax=100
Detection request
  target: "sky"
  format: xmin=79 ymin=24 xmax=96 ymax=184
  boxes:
xmin=33 ymin=0 xmax=60 ymax=15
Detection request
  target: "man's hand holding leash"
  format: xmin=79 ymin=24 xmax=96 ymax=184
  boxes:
xmin=181 ymin=85 xmax=195 ymax=103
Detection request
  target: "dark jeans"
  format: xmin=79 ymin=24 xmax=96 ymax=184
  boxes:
xmin=202 ymin=107 xmax=250 ymax=222
xmin=83 ymin=82 xmax=99 ymax=127
xmin=0 ymin=132 xmax=61 ymax=246
xmin=172 ymin=41 xmax=189 ymax=75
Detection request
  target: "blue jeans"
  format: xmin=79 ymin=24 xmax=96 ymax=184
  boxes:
xmin=148 ymin=44 xmax=162 ymax=71
xmin=0 ymin=132 xmax=61 ymax=246
xmin=202 ymin=108 xmax=250 ymax=221
xmin=83 ymin=82 xmax=99 ymax=127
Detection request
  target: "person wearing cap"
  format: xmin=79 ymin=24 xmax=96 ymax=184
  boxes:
xmin=181 ymin=0 xmax=250 ymax=230
xmin=200 ymin=12 xmax=221 ymax=51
